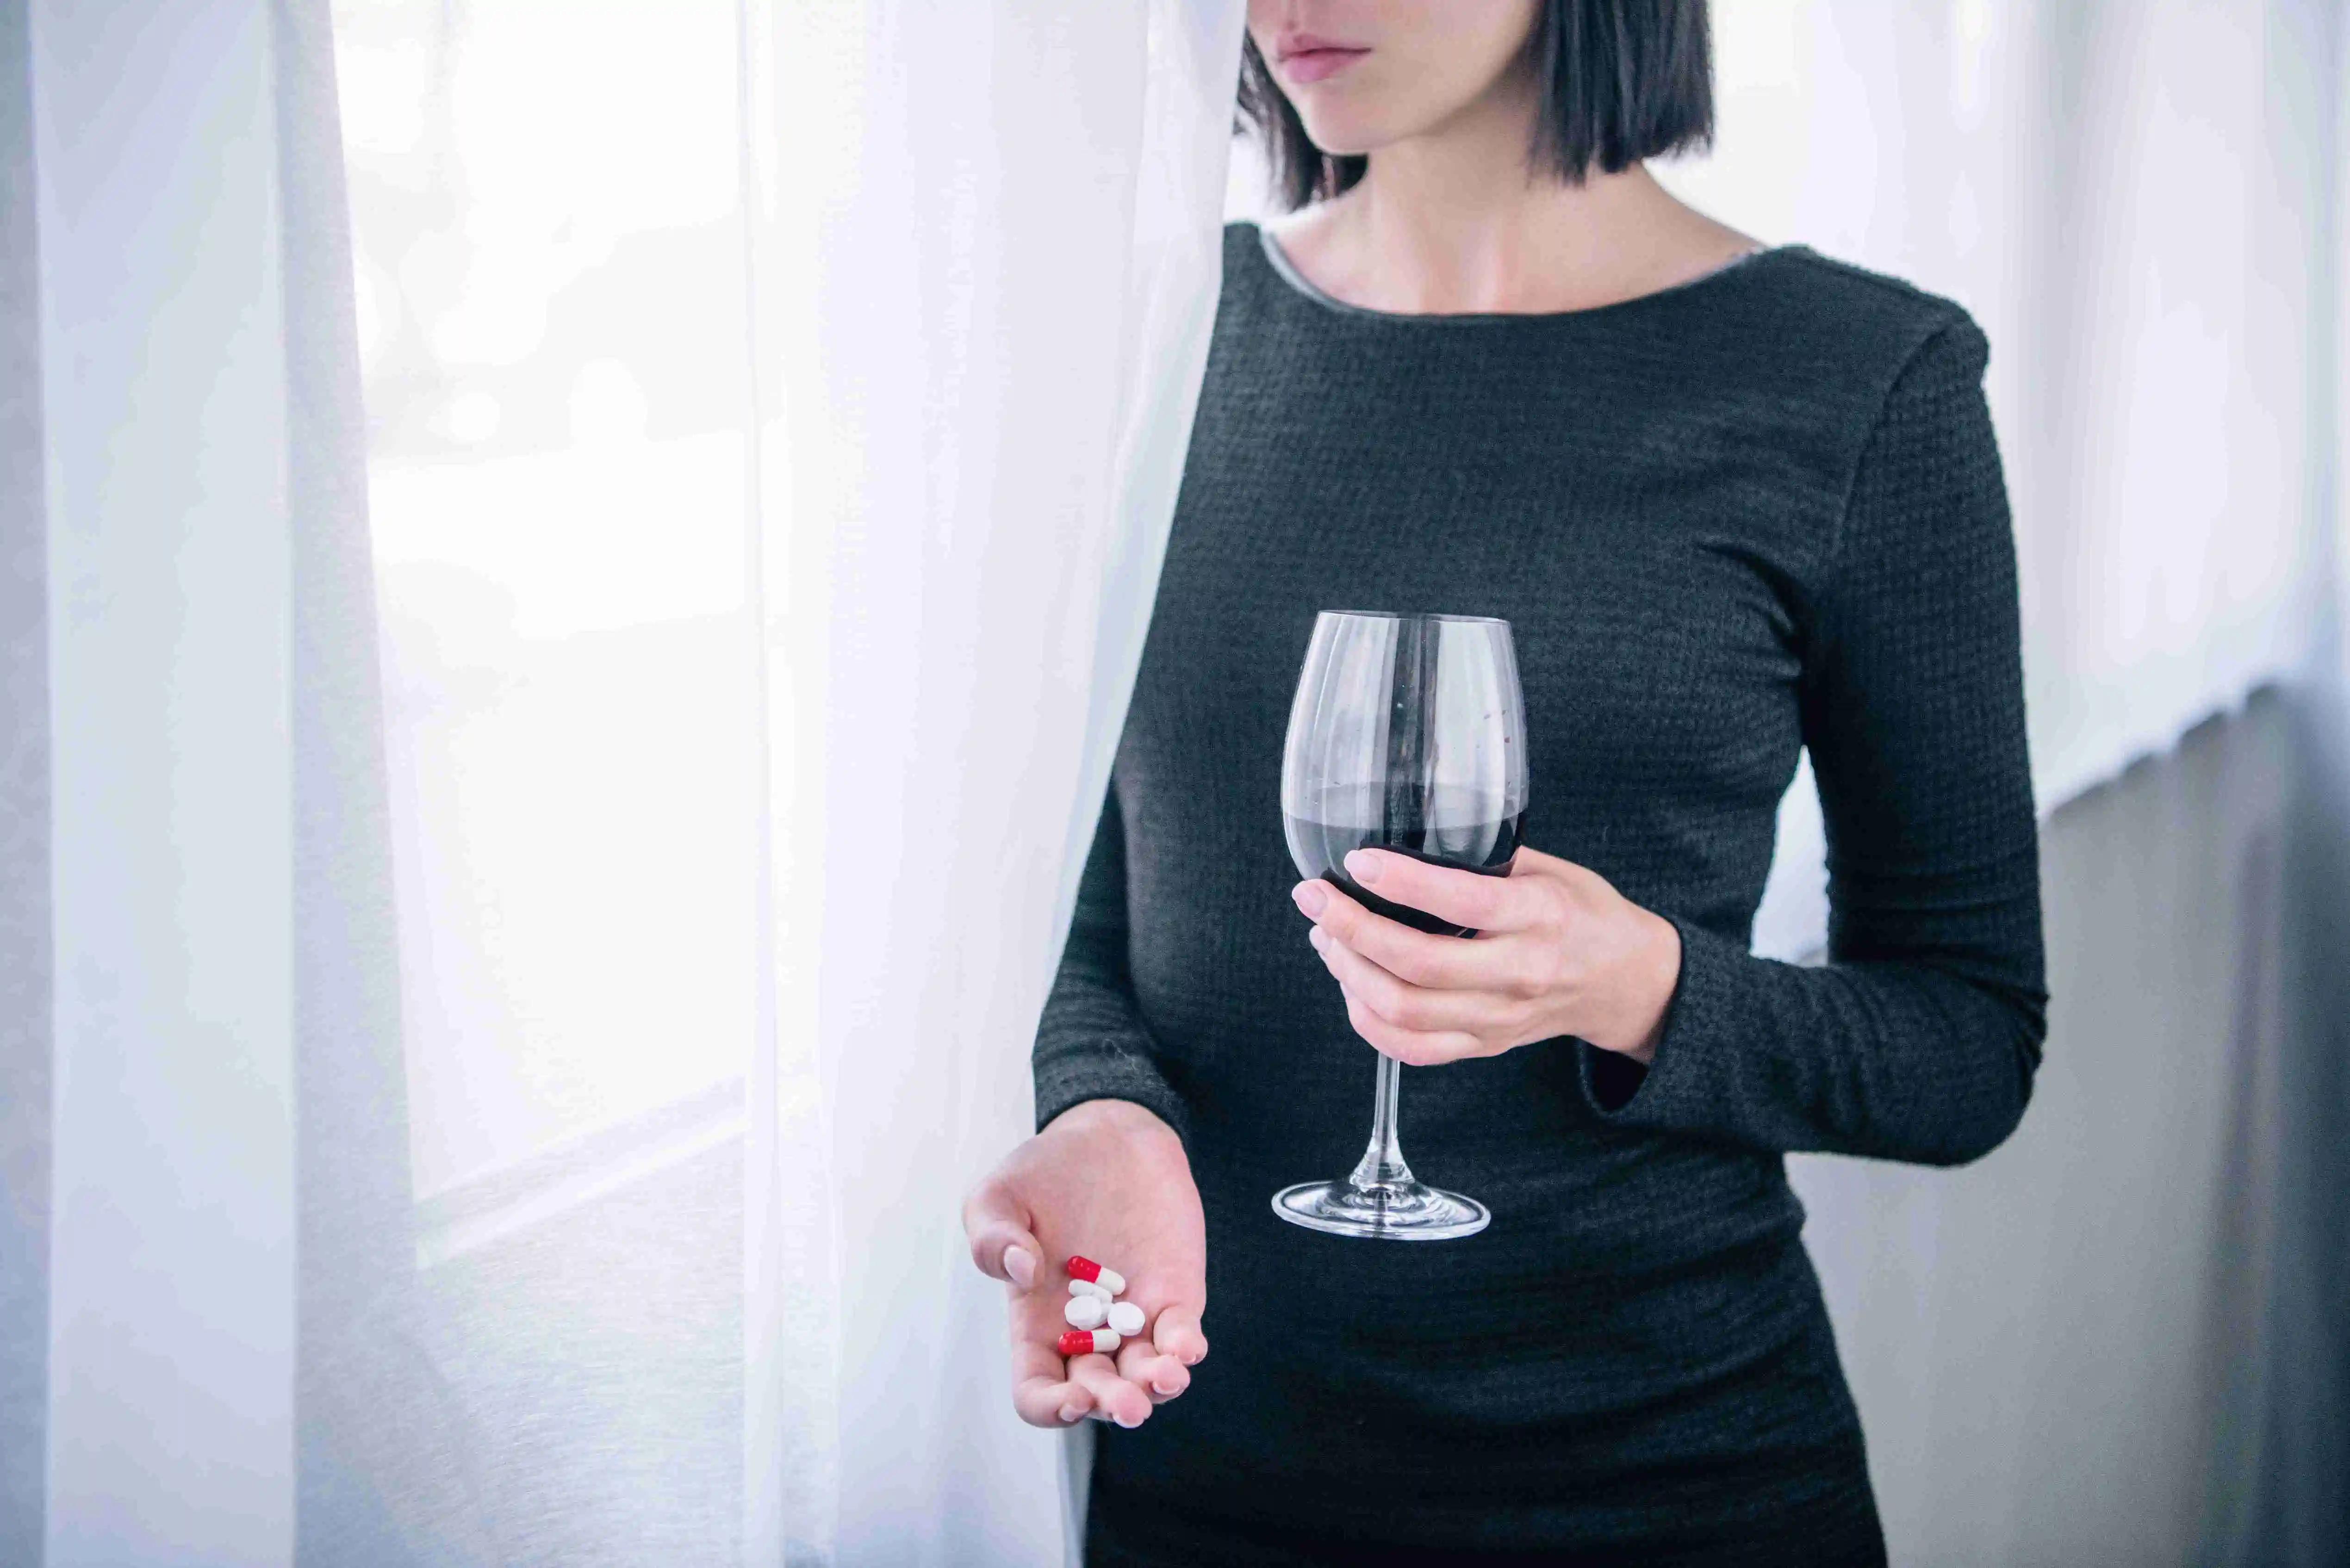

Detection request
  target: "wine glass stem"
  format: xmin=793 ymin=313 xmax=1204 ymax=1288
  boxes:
xmin=1347 ymin=1052 xmax=1417 ymax=1193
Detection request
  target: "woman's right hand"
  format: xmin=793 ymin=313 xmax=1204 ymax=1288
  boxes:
xmin=963 ymin=1097 xmax=1207 ymax=1429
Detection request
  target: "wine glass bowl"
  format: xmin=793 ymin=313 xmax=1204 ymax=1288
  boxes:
xmin=1273 ymin=611 xmax=1528 ymax=1241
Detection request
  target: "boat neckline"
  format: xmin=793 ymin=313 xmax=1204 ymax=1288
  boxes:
xmin=1251 ymin=221 xmax=1803 ymax=327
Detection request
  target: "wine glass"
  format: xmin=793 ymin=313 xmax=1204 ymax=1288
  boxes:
xmin=1274 ymin=611 xmax=1528 ymax=1241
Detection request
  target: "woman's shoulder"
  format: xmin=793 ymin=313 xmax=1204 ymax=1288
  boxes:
xmin=1221 ymin=218 xmax=1287 ymax=291
xmin=1755 ymin=246 xmax=1989 ymax=384
xmin=1216 ymin=219 xmax=1287 ymax=314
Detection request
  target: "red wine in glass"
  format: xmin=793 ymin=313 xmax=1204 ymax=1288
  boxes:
xmin=1282 ymin=782 xmax=1525 ymax=938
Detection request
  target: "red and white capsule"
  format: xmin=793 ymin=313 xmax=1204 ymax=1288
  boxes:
xmin=1065 ymin=1256 xmax=1126 ymax=1295
xmin=1057 ymin=1328 xmax=1122 ymax=1357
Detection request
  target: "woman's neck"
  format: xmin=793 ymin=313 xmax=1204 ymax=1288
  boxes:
xmin=1272 ymin=75 xmax=1756 ymax=317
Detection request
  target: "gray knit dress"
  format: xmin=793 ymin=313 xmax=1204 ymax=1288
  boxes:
xmin=1037 ymin=225 xmax=2046 ymax=1566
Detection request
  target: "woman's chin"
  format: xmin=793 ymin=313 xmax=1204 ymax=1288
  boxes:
xmin=1290 ymin=122 xmax=1386 ymax=162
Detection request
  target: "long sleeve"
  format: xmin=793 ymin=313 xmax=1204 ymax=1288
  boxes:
xmin=1581 ymin=315 xmax=2048 ymax=1165
xmin=1032 ymin=782 xmax=1192 ymax=1145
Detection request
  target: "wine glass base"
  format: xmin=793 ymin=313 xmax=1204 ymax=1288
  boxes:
xmin=1271 ymin=1179 xmax=1490 ymax=1240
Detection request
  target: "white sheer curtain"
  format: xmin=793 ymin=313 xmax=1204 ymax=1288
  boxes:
xmin=23 ymin=4 xmax=301 ymax=1559
xmin=747 ymin=2 xmax=1246 ymax=1560
xmin=6 ymin=0 xmax=1243 ymax=1562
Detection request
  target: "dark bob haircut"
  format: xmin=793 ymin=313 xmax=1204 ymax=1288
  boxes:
xmin=1237 ymin=1 xmax=1715 ymax=211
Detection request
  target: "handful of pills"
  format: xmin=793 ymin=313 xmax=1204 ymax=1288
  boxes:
xmin=1055 ymin=1255 xmax=1146 ymax=1357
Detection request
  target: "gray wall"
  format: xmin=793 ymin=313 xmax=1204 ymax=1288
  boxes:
xmin=1796 ymin=686 xmax=2350 ymax=1566
xmin=0 ymin=0 xmax=49 ymax=1559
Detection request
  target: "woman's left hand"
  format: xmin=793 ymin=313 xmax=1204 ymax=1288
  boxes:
xmin=1291 ymin=846 xmax=1682 ymax=1068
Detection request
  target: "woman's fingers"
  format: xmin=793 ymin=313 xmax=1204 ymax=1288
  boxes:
xmin=1007 ymin=1301 xmax=1090 ymax=1426
xmin=1301 ymin=880 xmax=1517 ymax=990
xmin=1115 ymin=1336 xmax=1191 ymax=1403
xmin=1110 ymin=1295 xmax=1207 ymax=1403
xmin=1068 ymin=1352 xmax=1154 ymax=1428
xmin=970 ymin=1177 xmax=1080 ymax=1425
xmin=1150 ymin=1300 xmax=1208 ymax=1367
xmin=1010 ymin=1363 xmax=1091 ymax=1427
xmin=1012 ymin=1379 xmax=1088 ymax=1427
xmin=961 ymin=1178 xmax=1041 ymax=1288
xmin=1343 ymin=988 xmax=1483 ymax=1067
xmin=1312 ymin=926 xmax=1511 ymax=1039
xmin=1312 ymin=924 xmax=1435 ymax=1027
xmin=1296 ymin=874 xmax=1536 ymax=1060
xmin=1342 ymin=848 xmax=1534 ymax=932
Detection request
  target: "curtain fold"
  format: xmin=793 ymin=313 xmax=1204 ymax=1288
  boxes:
xmin=29 ymin=0 xmax=305 ymax=1559
xmin=12 ymin=4 xmax=434 ymax=1559
xmin=749 ymin=4 xmax=1247 ymax=1558
xmin=277 ymin=0 xmax=440 ymax=1560
xmin=0 ymin=0 xmax=52 ymax=1558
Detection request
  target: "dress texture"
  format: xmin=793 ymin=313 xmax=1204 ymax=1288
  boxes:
xmin=1036 ymin=225 xmax=2048 ymax=1565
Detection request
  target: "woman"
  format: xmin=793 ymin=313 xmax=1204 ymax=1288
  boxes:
xmin=964 ymin=3 xmax=2045 ymax=1562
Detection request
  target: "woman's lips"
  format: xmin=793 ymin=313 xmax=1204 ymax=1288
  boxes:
xmin=1277 ymin=43 xmax=1369 ymax=85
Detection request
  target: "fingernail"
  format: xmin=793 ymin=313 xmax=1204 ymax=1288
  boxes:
xmin=1344 ymin=850 xmax=1380 ymax=885
xmin=1293 ymin=882 xmax=1327 ymax=917
xmin=1152 ymin=1377 xmax=1180 ymax=1396
xmin=1115 ymin=1408 xmax=1144 ymax=1429
xmin=1004 ymin=1246 xmax=1035 ymax=1290
xmin=1308 ymin=927 xmax=1328 ymax=954
xmin=1058 ymin=1403 xmax=1085 ymax=1424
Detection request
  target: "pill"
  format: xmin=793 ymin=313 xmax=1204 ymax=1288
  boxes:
xmin=1057 ymin=1328 xmax=1122 ymax=1357
xmin=1105 ymin=1301 xmax=1145 ymax=1336
xmin=1065 ymin=1256 xmax=1126 ymax=1295
xmin=1064 ymin=1294 xmax=1107 ymax=1330
xmin=1068 ymin=1278 xmax=1113 ymax=1302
